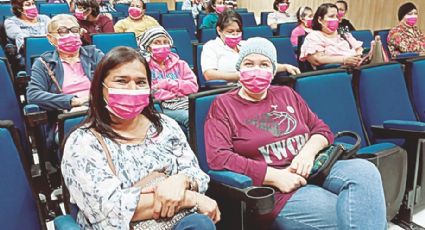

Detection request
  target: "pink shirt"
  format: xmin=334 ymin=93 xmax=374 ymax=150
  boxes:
xmin=290 ymin=25 xmax=312 ymax=46
xmin=61 ymin=61 xmax=91 ymax=98
xmin=299 ymin=30 xmax=363 ymax=62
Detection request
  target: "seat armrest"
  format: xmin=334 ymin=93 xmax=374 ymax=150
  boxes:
xmin=208 ymin=170 xmax=275 ymax=215
xmin=54 ymin=215 xmax=80 ymax=230
xmin=383 ymin=120 xmax=425 ymax=131
xmin=205 ymin=80 xmax=228 ymax=89
xmin=371 ymin=122 xmax=425 ymax=140
xmin=395 ymin=52 xmax=419 ymax=60
xmin=208 ymin=170 xmax=252 ymax=189
xmin=23 ymin=104 xmax=48 ymax=127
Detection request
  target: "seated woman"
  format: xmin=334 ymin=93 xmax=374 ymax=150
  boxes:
xmin=290 ymin=6 xmax=313 ymax=46
xmin=267 ymin=0 xmax=297 ymax=30
xmin=388 ymin=2 xmax=425 ymax=59
xmin=335 ymin=0 xmax=355 ymax=34
xmin=204 ymin=37 xmax=387 ymax=230
xmin=114 ymin=0 xmax=159 ymax=38
xmin=199 ymin=0 xmax=226 ymax=29
xmin=182 ymin=0 xmax=207 ymax=20
xmin=4 ymin=0 xmax=50 ymax=71
xmin=138 ymin=26 xmax=198 ymax=133
xmin=74 ymin=0 xmax=114 ymax=45
xmin=61 ymin=46 xmax=219 ymax=229
xmin=300 ymin=3 xmax=363 ymax=68
xmin=26 ymin=14 xmax=104 ymax=152
xmin=202 ymin=10 xmax=299 ymax=82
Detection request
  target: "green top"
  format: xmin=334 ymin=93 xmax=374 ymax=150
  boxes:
xmin=200 ymin=13 xmax=219 ymax=29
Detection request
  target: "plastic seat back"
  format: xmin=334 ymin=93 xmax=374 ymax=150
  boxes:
xmin=175 ymin=1 xmax=183 ymax=11
xmin=167 ymin=29 xmax=194 ymax=67
xmin=92 ymin=32 xmax=137 ymax=54
xmin=239 ymin=12 xmax=256 ymax=27
xmin=277 ymin=22 xmax=297 ymax=37
xmin=268 ymin=36 xmax=298 ymax=67
xmin=242 ymin=25 xmax=272 ymax=39
xmin=161 ymin=13 xmax=197 ymax=40
xmin=188 ymin=88 xmax=234 ymax=171
xmin=24 ymin=36 xmax=54 ymax=76
xmin=145 ymin=11 xmax=160 ymax=21
xmin=115 ymin=3 xmax=129 ymax=16
xmin=353 ymin=62 xmax=417 ymax=142
xmin=405 ymin=57 xmax=425 ymax=122
xmin=260 ymin=11 xmax=272 ymax=25
xmin=0 ymin=124 xmax=42 ymax=230
xmin=146 ymin=2 xmax=168 ymax=13
xmin=198 ymin=28 xmax=216 ymax=43
xmin=351 ymin=29 xmax=373 ymax=50
xmin=0 ymin=4 xmax=12 ymax=18
xmin=39 ymin=3 xmax=69 ymax=15
xmin=294 ymin=69 xmax=367 ymax=146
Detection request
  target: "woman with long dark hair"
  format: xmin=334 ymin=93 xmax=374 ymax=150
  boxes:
xmin=61 ymin=46 xmax=220 ymax=229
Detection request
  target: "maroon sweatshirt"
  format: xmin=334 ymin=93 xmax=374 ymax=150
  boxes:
xmin=204 ymin=86 xmax=334 ymax=223
xmin=78 ymin=15 xmax=114 ymax=45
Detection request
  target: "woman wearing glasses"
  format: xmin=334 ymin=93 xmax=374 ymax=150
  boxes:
xmin=26 ymin=14 xmax=104 ymax=153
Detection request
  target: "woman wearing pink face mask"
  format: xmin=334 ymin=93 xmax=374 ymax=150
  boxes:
xmin=138 ymin=26 xmax=198 ymax=133
xmin=74 ymin=0 xmax=114 ymax=45
xmin=205 ymin=37 xmax=387 ymax=230
xmin=27 ymin=14 xmax=104 ymax=151
xmin=290 ymin=6 xmax=313 ymax=46
xmin=114 ymin=0 xmax=160 ymax=37
xmin=267 ymin=0 xmax=297 ymax=30
xmin=335 ymin=0 xmax=355 ymax=34
xmin=61 ymin=46 xmax=220 ymax=229
xmin=388 ymin=2 xmax=425 ymax=59
xmin=200 ymin=0 xmax=226 ymax=29
xmin=4 ymin=0 xmax=50 ymax=72
xmin=202 ymin=10 xmax=300 ymax=82
xmin=300 ymin=3 xmax=363 ymax=68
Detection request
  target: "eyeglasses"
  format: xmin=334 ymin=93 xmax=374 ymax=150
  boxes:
xmin=55 ymin=26 xmax=80 ymax=36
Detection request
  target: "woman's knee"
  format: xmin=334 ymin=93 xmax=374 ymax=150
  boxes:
xmin=337 ymin=159 xmax=382 ymax=183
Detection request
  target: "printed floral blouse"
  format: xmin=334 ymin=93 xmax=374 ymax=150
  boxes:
xmin=61 ymin=115 xmax=210 ymax=229
xmin=387 ymin=23 xmax=425 ymax=58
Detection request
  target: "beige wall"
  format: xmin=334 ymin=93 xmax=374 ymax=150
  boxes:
xmin=237 ymin=0 xmax=425 ymax=31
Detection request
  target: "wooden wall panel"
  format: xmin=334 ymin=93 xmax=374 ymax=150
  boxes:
xmin=237 ymin=0 xmax=425 ymax=32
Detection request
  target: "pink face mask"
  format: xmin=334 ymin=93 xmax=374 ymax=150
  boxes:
xmin=74 ymin=9 xmax=87 ymax=20
xmin=337 ymin=11 xmax=345 ymax=20
xmin=305 ymin=18 xmax=313 ymax=28
xmin=215 ymin=4 xmax=226 ymax=13
xmin=23 ymin=6 xmax=38 ymax=19
xmin=326 ymin=19 xmax=339 ymax=32
xmin=104 ymin=85 xmax=151 ymax=120
xmin=278 ymin=3 xmax=288 ymax=13
xmin=128 ymin=7 xmax=143 ymax=19
xmin=56 ymin=33 xmax=82 ymax=53
xmin=239 ymin=68 xmax=273 ymax=94
xmin=224 ymin=33 xmax=242 ymax=49
xmin=406 ymin=15 xmax=418 ymax=27
xmin=151 ymin=44 xmax=171 ymax=62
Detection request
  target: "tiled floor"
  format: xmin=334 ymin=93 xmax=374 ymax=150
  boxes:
xmin=47 ymin=208 xmax=425 ymax=229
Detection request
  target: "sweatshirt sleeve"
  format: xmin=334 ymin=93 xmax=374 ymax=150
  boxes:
xmin=174 ymin=60 xmax=198 ymax=96
xmin=204 ymin=97 xmax=268 ymax=186
xmin=290 ymin=89 xmax=334 ymax=144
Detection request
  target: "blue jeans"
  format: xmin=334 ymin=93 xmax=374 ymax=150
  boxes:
xmin=172 ymin=213 xmax=216 ymax=230
xmin=271 ymin=159 xmax=387 ymax=230
xmin=162 ymin=108 xmax=189 ymax=134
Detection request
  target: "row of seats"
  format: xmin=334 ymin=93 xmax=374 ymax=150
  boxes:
xmin=49 ymin=60 xmax=425 ymax=229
